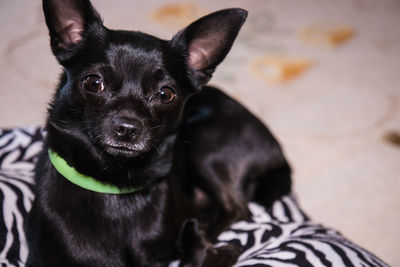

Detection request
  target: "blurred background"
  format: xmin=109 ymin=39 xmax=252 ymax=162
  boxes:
xmin=0 ymin=0 xmax=399 ymax=265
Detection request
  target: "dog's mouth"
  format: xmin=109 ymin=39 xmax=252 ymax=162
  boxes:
xmin=101 ymin=135 xmax=152 ymax=158
xmin=101 ymin=140 xmax=150 ymax=158
xmin=103 ymin=144 xmax=140 ymax=158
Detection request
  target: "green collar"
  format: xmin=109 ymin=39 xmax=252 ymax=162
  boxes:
xmin=48 ymin=150 xmax=138 ymax=194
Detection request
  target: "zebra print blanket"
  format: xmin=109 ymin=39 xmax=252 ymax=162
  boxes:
xmin=0 ymin=127 xmax=388 ymax=267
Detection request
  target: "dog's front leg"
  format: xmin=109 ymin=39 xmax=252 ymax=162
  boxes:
xmin=179 ymin=219 xmax=241 ymax=267
xmin=179 ymin=219 xmax=207 ymax=267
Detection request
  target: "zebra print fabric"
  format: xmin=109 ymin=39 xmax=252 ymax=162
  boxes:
xmin=0 ymin=127 xmax=42 ymax=267
xmin=0 ymin=127 xmax=389 ymax=267
xmin=217 ymin=201 xmax=388 ymax=266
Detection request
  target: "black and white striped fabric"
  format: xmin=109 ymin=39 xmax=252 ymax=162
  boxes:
xmin=0 ymin=127 xmax=389 ymax=267
xmin=0 ymin=127 xmax=42 ymax=267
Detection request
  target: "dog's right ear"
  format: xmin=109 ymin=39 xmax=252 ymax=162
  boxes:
xmin=42 ymin=0 xmax=104 ymax=63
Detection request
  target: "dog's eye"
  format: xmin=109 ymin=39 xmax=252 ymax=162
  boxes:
xmin=83 ymin=75 xmax=104 ymax=92
xmin=158 ymin=87 xmax=176 ymax=103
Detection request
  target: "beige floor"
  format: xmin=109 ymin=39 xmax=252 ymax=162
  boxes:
xmin=1 ymin=0 xmax=399 ymax=265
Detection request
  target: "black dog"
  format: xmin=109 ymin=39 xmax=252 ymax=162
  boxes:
xmin=26 ymin=0 xmax=291 ymax=266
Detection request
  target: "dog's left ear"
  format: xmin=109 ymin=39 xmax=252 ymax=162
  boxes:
xmin=171 ymin=8 xmax=247 ymax=87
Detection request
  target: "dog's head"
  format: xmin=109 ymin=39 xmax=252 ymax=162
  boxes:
xmin=43 ymin=0 xmax=247 ymax=161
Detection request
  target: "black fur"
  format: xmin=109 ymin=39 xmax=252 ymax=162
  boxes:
xmin=25 ymin=1 xmax=290 ymax=266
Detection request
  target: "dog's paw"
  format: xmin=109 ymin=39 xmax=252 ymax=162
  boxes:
xmin=203 ymin=244 xmax=242 ymax=267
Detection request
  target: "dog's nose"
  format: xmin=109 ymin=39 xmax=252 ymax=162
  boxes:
xmin=112 ymin=117 xmax=143 ymax=141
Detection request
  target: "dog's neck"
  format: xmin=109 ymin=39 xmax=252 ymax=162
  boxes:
xmin=48 ymin=149 xmax=143 ymax=194
xmin=45 ymin=122 xmax=178 ymax=190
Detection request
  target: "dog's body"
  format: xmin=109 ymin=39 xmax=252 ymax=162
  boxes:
xmin=181 ymin=87 xmax=291 ymax=240
xmin=25 ymin=1 xmax=291 ymax=266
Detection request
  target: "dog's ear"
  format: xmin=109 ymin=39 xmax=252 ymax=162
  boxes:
xmin=42 ymin=0 xmax=104 ymax=62
xmin=171 ymin=8 xmax=247 ymax=87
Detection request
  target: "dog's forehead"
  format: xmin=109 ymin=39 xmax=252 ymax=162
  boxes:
xmin=101 ymin=42 xmax=174 ymax=96
xmin=106 ymin=44 xmax=163 ymax=70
